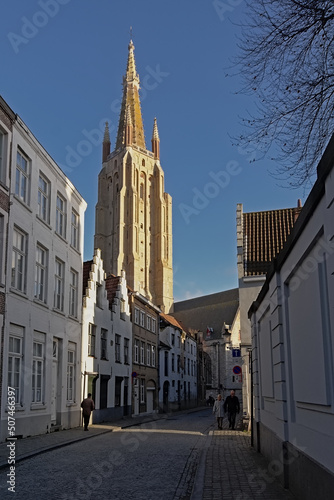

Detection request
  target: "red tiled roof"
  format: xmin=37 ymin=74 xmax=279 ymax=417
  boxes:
xmin=243 ymin=207 xmax=302 ymax=276
xmin=160 ymin=312 xmax=183 ymax=331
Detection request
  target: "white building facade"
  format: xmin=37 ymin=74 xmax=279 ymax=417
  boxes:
xmin=249 ymin=136 xmax=334 ymax=499
xmin=0 ymin=105 xmax=87 ymax=441
xmin=159 ymin=314 xmax=197 ymax=412
xmin=82 ymin=251 xmax=132 ymax=422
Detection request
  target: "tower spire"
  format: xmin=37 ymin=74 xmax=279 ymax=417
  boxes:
xmin=151 ymin=117 xmax=160 ymax=160
xmin=102 ymin=121 xmax=111 ymax=162
xmin=115 ymin=40 xmax=146 ymax=150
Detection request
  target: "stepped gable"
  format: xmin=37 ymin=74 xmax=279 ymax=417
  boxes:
xmin=172 ymin=288 xmax=239 ymax=340
xmin=105 ymin=274 xmax=121 ymax=307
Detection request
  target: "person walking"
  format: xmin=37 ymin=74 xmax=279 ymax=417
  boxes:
xmin=223 ymin=390 xmax=240 ymax=430
xmin=213 ymin=394 xmax=224 ymax=430
xmin=81 ymin=393 xmax=95 ymax=431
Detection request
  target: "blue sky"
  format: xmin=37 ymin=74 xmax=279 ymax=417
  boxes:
xmin=1 ymin=0 xmax=309 ymax=302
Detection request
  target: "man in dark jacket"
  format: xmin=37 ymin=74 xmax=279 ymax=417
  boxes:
xmin=81 ymin=393 xmax=95 ymax=431
xmin=223 ymin=390 xmax=240 ymax=430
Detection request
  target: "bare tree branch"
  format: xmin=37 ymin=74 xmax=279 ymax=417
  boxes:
xmin=234 ymin=0 xmax=334 ymax=186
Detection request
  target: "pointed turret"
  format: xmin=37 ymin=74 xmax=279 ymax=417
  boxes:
xmin=151 ymin=117 xmax=160 ymax=160
xmin=115 ymin=40 xmax=146 ymax=150
xmin=102 ymin=121 xmax=111 ymax=162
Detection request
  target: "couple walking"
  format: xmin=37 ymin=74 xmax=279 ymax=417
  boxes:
xmin=213 ymin=390 xmax=240 ymax=430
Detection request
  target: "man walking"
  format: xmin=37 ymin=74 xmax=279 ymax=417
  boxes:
xmin=213 ymin=394 xmax=224 ymax=429
xmin=81 ymin=393 xmax=95 ymax=431
xmin=223 ymin=390 xmax=240 ymax=430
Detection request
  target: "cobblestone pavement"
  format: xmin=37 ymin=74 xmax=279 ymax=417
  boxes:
xmin=0 ymin=409 xmax=297 ymax=499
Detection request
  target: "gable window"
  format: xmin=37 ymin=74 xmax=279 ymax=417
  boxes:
xmin=38 ymin=174 xmax=50 ymax=223
xmin=88 ymin=324 xmax=96 ymax=357
xmin=11 ymin=227 xmax=27 ymax=293
xmin=35 ymin=244 xmax=47 ymax=303
xmin=16 ymin=149 xmax=30 ymax=204
xmin=56 ymin=193 xmax=66 ymax=238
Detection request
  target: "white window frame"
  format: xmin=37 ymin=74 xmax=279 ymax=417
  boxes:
xmin=151 ymin=345 xmax=156 ymax=367
xmin=140 ymin=342 xmax=145 ymax=364
xmin=146 ymin=315 xmax=151 ymax=331
xmin=151 ymin=318 xmax=156 ymax=333
xmin=0 ymin=128 xmax=8 ymax=184
xmin=32 ymin=339 xmax=44 ymax=404
xmin=146 ymin=344 xmax=151 ymax=366
xmin=71 ymin=209 xmax=79 ymax=249
xmin=8 ymin=329 xmax=23 ymax=404
xmin=54 ymin=258 xmax=65 ymax=311
xmin=69 ymin=268 xmax=78 ymax=317
xmin=88 ymin=324 xmax=96 ymax=357
xmin=124 ymin=338 xmax=129 ymax=364
xmin=67 ymin=345 xmax=76 ymax=402
xmin=11 ymin=227 xmax=27 ymax=293
xmin=38 ymin=173 xmax=50 ymax=223
xmin=115 ymin=334 xmax=121 ymax=363
xmin=56 ymin=193 xmax=66 ymax=239
xmin=134 ymin=339 xmax=139 ymax=363
xmin=101 ymin=328 xmax=108 ymax=360
xmin=35 ymin=244 xmax=47 ymax=303
xmin=15 ymin=149 xmax=30 ymax=204
xmin=140 ymin=311 xmax=145 ymax=328
xmin=134 ymin=307 xmax=140 ymax=325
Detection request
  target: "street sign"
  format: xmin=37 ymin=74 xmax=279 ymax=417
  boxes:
xmin=233 ymin=365 xmax=242 ymax=375
xmin=232 ymin=348 xmax=241 ymax=357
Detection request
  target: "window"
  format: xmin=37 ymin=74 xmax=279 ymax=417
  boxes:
xmin=32 ymin=339 xmax=44 ymax=403
xmin=140 ymin=379 xmax=145 ymax=403
xmin=171 ymin=333 xmax=175 ymax=345
xmin=140 ymin=311 xmax=145 ymax=328
xmin=8 ymin=329 xmax=23 ymax=404
xmin=88 ymin=324 xmax=96 ymax=357
xmin=172 ymin=353 xmax=175 ymax=372
xmin=0 ymin=128 xmax=7 ymax=183
xmin=134 ymin=307 xmax=140 ymax=325
xmin=177 ymin=355 xmax=180 ymax=373
xmin=69 ymin=269 xmax=78 ymax=317
xmin=120 ymin=299 xmax=126 ymax=320
xmin=35 ymin=244 xmax=47 ymax=302
xmin=146 ymin=344 xmax=151 ymax=366
xmin=54 ymin=258 xmax=64 ymax=311
xmin=0 ymin=215 xmax=4 ymax=279
xmin=71 ymin=209 xmax=79 ymax=249
xmin=151 ymin=345 xmax=156 ymax=367
xmin=101 ymin=329 xmax=108 ymax=360
xmin=38 ymin=174 xmax=50 ymax=223
xmin=124 ymin=338 xmax=129 ymax=364
xmin=16 ymin=149 xmax=29 ymax=204
xmin=188 ymin=358 xmax=190 ymax=375
xmin=11 ymin=227 xmax=27 ymax=292
xmin=146 ymin=315 xmax=151 ymax=331
xmin=56 ymin=193 xmax=66 ymax=238
xmin=67 ymin=345 xmax=76 ymax=402
xmin=151 ymin=318 xmax=156 ymax=333
xmin=134 ymin=339 xmax=139 ymax=363
xmin=115 ymin=334 xmax=121 ymax=363
xmin=140 ymin=342 xmax=145 ymax=364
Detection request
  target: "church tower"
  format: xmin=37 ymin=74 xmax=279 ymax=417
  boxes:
xmin=94 ymin=40 xmax=173 ymax=313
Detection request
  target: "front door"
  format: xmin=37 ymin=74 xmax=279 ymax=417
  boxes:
xmin=51 ymin=339 xmax=59 ymax=423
